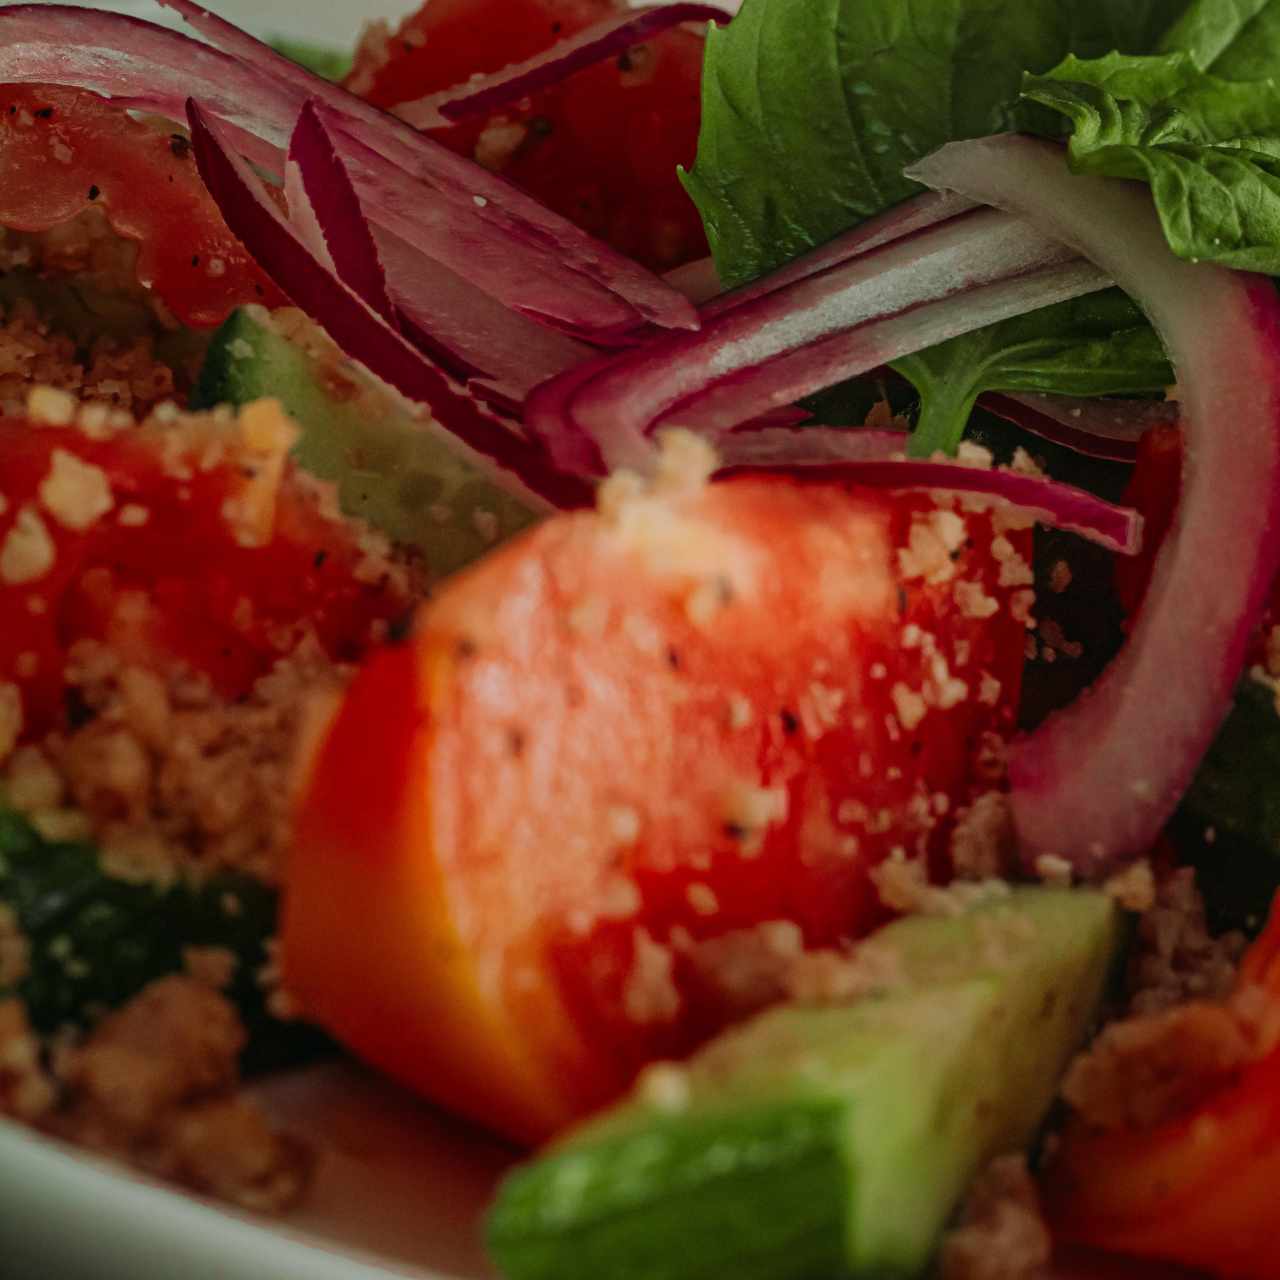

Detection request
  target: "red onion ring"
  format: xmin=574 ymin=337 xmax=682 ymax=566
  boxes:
xmin=395 ymin=4 xmax=733 ymax=130
xmin=187 ymin=98 xmax=590 ymax=512
xmin=909 ymin=134 xmax=1280 ymax=870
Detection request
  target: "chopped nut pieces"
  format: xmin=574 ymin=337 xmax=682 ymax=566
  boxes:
xmin=940 ymin=1155 xmax=1051 ymax=1280
xmin=23 ymin=978 xmax=313 ymax=1212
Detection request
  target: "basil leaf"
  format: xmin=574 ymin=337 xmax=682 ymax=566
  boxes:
xmin=899 ymin=292 xmax=1171 ymax=455
xmin=1025 ymin=51 xmax=1280 ymax=272
xmin=685 ymin=0 xmax=1103 ymax=287
xmin=682 ymin=0 xmax=1184 ymax=452
xmin=1158 ymin=0 xmax=1280 ymax=77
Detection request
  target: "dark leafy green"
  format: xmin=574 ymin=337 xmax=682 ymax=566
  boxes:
xmin=681 ymin=0 xmax=1182 ymax=454
xmin=682 ymin=0 xmax=1183 ymax=286
xmin=900 ymin=291 xmax=1170 ymax=455
xmin=0 ymin=809 xmax=328 ymax=1072
xmin=268 ymin=37 xmax=353 ymax=82
xmin=1159 ymin=0 xmax=1280 ymax=76
xmin=1025 ymin=51 xmax=1280 ymax=272
xmin=1174 ymin=680 xmax=1280 ymax=933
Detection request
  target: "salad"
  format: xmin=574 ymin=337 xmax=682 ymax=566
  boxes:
xmin=1 ymin=0 xmax=1280 ymax=1276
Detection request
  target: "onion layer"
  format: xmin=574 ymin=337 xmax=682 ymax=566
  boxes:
xmin=908 ymin=135 xmax=1280 ymax=870
xmin=187 ymin=98 xmax=590 ymax=511
xmin=716 ymin=428 xmax=1142 ymax=554
xmin=525 ymin=208 xmax=1110 ymax=473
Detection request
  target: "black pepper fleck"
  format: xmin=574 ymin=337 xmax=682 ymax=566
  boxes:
xmin=508 ymin=729 xmax=527 ymax=758
xmin=34 ymin=107 xmax=53 ymax=120
xmin=312 ymin=550 xmax=328 ymax=570
xmin=780 ymin=709 xmax=799 ymax=735
xmin=87 ymin=185 xmax=100 ymax=201
xmin=169 ymin=134 xmax=191 ymax=158
xmin=386 ymin=612 xmax=415 ymax=645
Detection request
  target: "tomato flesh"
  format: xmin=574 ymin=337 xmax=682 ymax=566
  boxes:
xmin=349 ymin=0 xmax=710 ymax=271
xmin=286 ymin=476 xmax=1029 ymax=1141
xmin=0 ymin=402 xmax=414 ymax=742
xmin=0 ymin=84 xmax=282 ymax=327
xmin=1045 ymin=899 xmax=1280 ymax=1280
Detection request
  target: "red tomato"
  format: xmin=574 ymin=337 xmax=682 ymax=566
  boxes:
xmin=1044 ymin=896 xmax=1280 ymax=1280
xmin=1116 ymin=425 xmax=1278 ymax=659
xmin=284 ymin=473 xmax=1029 ymax=1142
xmin=0 ymin=398 xmax=415 ymax=742
xmin=0 ymin=84 xmax=283 ymax=328
xmin=1113 ymin=424 xmax=1181 ymax=624
xmin=348 ymin=0 xmax=710 ymax=272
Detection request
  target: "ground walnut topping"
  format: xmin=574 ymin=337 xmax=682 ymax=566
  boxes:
xmin=0 ymin=298 xmax=178 ymax=418
xmin=940 ymin=1155 xmax=1051 ymax=1280
xmin=0 ymin=978 xmax=310 ymax=1212
xmin=0 ymin=638 xmax=348 ymax=885
xmin=1060 ymin=868 xmax=1255 ymax=1134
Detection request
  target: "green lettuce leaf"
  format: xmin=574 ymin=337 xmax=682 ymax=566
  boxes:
xmin=1024 ymin=51 xmax=1280 ymax=272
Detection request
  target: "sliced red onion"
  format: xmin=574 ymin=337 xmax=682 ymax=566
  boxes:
xmin=186 ymin=98 xmax=590 ymax=512
xmin=396 ymin=4 xmax=732 ymax=130
xmin=525 ymin=208 xmax=1110 ymax=473
xmin=284 ymin=101 xmax=588 ymax=409
xmin=285 ymin=100 xmax=396 ymax=326
xmin=375 ymin=226 xmax=590 ymax=411
xmin=980 ymin=391 xmax=1178 ymax=463
xmin=716 ymin=427 xmax=1142 ymax=554
xmin=701 ymin=191 xmax=979 ymax=321
xmin=159 ymin=0 xmax=697 ymax=337
xmin=0 ymin=5 xmax=697 ymax=341
xmin=908 ymin=134 xmax=1280 ymax=870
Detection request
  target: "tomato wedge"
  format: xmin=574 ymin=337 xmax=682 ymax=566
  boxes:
xmin=1044 ymin=897 xmax=1280 ymax=1279
xmin=0 ymin=84 xmax=282 ymax=327
xmin=0 ymin=394 xmax=415 ymax=744
xmin=284 ymin=467 xmax=1029 ymax=1142
xmin=349 ymin=0 xmax=709 ymax=271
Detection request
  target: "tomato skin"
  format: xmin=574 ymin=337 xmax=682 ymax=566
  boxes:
xmin=349 ymin=0 xmax=710 ymax=271
xmin=0 ymin=402 xmax=414 ymax=742
xmin=1044 ymin=899 xmax=1280 ymax=1280
xmin=0 ymin=84 xmax=282 ymax=327
xmin=1113 ymin=425 xmax=1182 ymax=624
xmin=285 ymin=476 xmax=1028 ymax=1142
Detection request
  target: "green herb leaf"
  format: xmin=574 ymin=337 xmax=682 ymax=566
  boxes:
xmin=0 ymin=809 xmax=329 ymax=1072
xmin=268 ymin=36 xmax=353 ymax=82
xmin=681 ymin=0 xmax=1183 ymax=452
xmin=899 ymin=292 xmax=1171 ymax=456
xmin=1158 ymin=0 xmax=1280 ymax=77
xmin=1025 ymin=51 xmax=1280 ymax=272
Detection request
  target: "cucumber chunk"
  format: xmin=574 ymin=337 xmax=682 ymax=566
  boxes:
xmin=488 ymin=888 xmax=1122 ymax=1280
xmin=193 ymin=307 xmax=536 ymax=578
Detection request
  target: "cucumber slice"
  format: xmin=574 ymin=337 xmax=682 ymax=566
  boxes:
xmin=192 ymin=307 xmax=537 ymax=578
xmin=488 ymin=888 xmax=1123 ymax=1280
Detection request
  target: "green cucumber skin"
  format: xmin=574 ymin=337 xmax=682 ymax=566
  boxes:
xmin=0 ymin=809 xmax=327 ymax=1073
xmin=488 ymin=889 xmax=1122 ymax=1280
xmin=490 ymin=1100 xmax=850 ymax=1280
xmin=193 ymin=308 xmax=537 ymax=580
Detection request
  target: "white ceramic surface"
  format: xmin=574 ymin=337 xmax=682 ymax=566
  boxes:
xmin=1 ymin=5 xmax=517 ymax=1278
